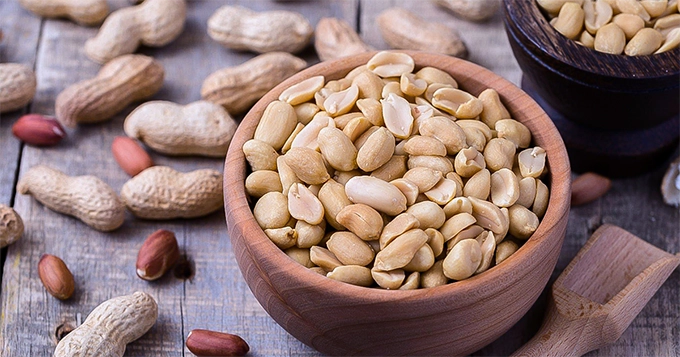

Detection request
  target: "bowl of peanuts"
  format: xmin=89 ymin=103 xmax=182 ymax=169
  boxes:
xmin=503 ymin=0 xmax=679 ymax=176
xmin=224 ymin=50 xmax=571 ymax=356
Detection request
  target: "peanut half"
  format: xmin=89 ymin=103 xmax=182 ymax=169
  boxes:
xmin=208 ymin=6 xmax=313 ymax=54
xmin=17 ymin=166 xmax=125 ymax=231
xmin=124 ymin=100 xmax=238 ymax=157
xmin=55 ymin=54 xmax=164 ymax=128
xmin=552 ymin=2 xmax=585 ymax=39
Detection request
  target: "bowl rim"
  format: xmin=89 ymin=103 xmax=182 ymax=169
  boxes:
xmin=224 ymin=50 xmax=571 ymax=302
xmin=503 ymin=0 xmax=680 ymax=80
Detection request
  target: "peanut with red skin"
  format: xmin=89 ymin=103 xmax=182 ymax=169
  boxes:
xmin=111 ymin=136 xmax=154 ymax=177
xmin=186 ymin=329 xmax=250 ymax=357
xmin=136 ymin=229 xmax=180 ymax=281
xmin=12 ymin=114 xmax=66 ymax=146
xmin=38 ymin=254 xmax=75 ymax=300
xmin=571 ymin=172 xmax=612 ymax=206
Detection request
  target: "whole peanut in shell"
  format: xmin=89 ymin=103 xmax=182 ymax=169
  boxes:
xmin=0 ymin=63 xmax=36 ymax=113
xmin=201 ymin=52 xmax=306 ymax=115
xmin=84 ymin=0 xmax=186 ymax=63
xmin=435 ymin=0 xmax=501 ymax=21
xmin=55 ymin=54 xmax=164 ymax=128
xmin=17 ymin=165 xmax=125 ymax=232
xmin=121 ymin=166 xmax=223 ymax=220
xmin=18 ymin=0 xmax=108 ymax=26
xmin=207 ymin=5 xmax=313 ymax=54
xmin=0 ymin=204 xmax=23 ymax=248
xmin=377 ymin=8 xmax=468 ymax=58
xmin=124 ymin=100 xmax=238 ymax=157
xmin=314 ymin=17 xmax=374 ymax=62
xmin=53 ymin=291 xmax=157 ymax=357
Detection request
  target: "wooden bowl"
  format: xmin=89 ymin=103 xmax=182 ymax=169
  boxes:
xmin=503 ymin=0 xmax=680 ymax=176
xmin=224 ymin=51 xmax=571 ymax=356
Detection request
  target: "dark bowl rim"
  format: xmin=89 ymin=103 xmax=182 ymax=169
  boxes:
xmin=503 ymin=0 xmax=680 ymax=79
xmin=223 ymin=50 xmax=572 ymax=303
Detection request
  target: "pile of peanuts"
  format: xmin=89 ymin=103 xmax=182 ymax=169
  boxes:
xmin=538 ymin=0 xmax=680 ymax=55
xmin=244 ymin=51 xmax=550 ymax=290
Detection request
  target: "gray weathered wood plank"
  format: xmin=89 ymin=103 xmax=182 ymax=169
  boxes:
xmin=178 ymin=2 xmax=356 ymax=356
xmin=0 ymin=0 xmax=41 ymax=205
xmin=1 ymin=1 xmax=187 ymax=355
xmin=2 ymin=0 xmax=355 ymax=356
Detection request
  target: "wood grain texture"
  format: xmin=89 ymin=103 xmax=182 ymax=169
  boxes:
xmin=179 ymin=3 xmax=358 ymax=357
xmin=513 ymin=225 xmax=680 ymax=356
xmin=0 ymin=0 xmax=41 ymax=205
xmin=0 ymin=0 xmax=677 ymax=356
xmin=2 ymin=1 xmax=355 ymax=356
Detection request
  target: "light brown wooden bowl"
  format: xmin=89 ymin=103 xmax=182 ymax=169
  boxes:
xmin=224 ymin=51 xmax=571 ymax=356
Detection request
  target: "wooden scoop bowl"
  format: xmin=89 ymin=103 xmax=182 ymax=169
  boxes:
xmin=513 ymin=224 xmax=680 ymax=357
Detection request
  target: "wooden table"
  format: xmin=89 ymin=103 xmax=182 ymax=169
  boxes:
xmin=0 ymin=1 xmax=677 ymax=356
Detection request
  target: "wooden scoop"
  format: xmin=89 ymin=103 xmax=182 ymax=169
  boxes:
xmin=512 ymin=224 xmax=680 ymax=357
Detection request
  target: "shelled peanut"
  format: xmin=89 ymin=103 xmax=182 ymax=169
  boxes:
xmin=244 ymin=51 xmax=551 ymax=290
xmin=538 ymin=0 xmax=680 ymax=55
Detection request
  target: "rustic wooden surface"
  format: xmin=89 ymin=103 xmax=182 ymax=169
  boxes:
xmin=0 ymin=0 xmax=677 ymax=356
xmin=513 ymin=224 xmax=680 ymax=357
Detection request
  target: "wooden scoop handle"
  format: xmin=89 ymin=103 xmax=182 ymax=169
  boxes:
xmin=511 ymin=294 xmax=602 ymax=357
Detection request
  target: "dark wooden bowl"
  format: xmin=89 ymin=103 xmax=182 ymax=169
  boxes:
xmin=224 ymin=51 xmax=571 ymax=356
xmin=503 ymin=0 xmax=680 ymax=176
